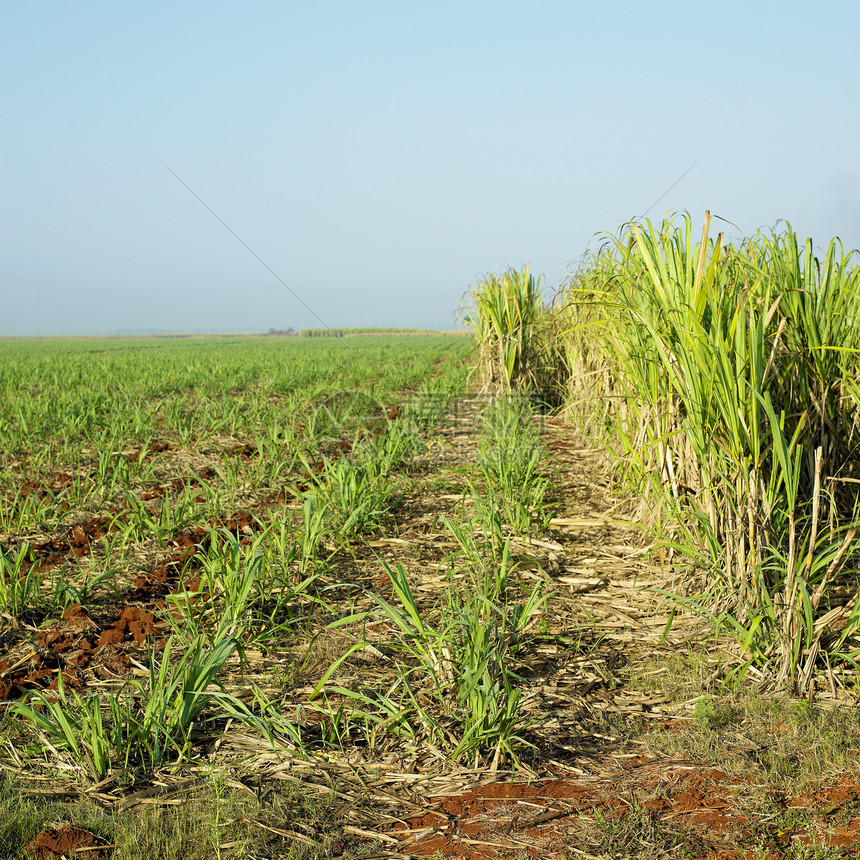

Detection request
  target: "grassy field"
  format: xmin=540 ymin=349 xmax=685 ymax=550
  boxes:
xmin=0 ymin=333 xmax=489 ymax=856
xmin=4 ymin=230 xmax=860 ymax=860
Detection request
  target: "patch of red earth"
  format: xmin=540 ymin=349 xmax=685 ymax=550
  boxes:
xmin=789 ymin=774 xmax=860 ymax=809
xmin=28 ymin=515 xmax=118 ymax=571
xmin=16 ymin=471 xmax=74 ymax=497
xmin=216 ymin=510 xmax=258 ymax=539
xmin=1 ymin=619 xmax=149 ymax=700
xmin=334 ymin=438 xmax=353 ymax=457
xmin=638 ymin=766 xmax=737 ymax=833
xmin=783 ymin=776 xmax=860 ymax=848
xmin=229 ymin=443 xmax=259 ymax=461
xmin=124 ymin=468 xmax=210 ymax=503
xmin=0 ymin=550 xmax=199 ymax=701
xmin=169 ymin=526 xmax=208 ymax=557
xmin=387 ymin=767 xmax=860 ymax=860
xmin=7 ymin=474 xmax=75 ymax=518
xmin=3 ymin=507 xmax=267 ymax=702
xmin=268 ymin=489 xmax=290 ymax=505
xmin=0 ymin=665 xmax=14 ymax=700
xmin=14 ymin=463 xmax=217 ymax=568
xmin=39 ymin=473 xmax=73 ymax=491
xmin=295 ymin=464 xmax=325 ymax=493
xmin=14 ymin=444 xmax=171 ymax=509
xmin=393 ymin=778 xmax=618 ymax=860
xmin=159 ymin=510 xmax=261 ymax=548
xmin=644 ymin=717 xmax=689 ymax=734
xmin=0 ymin=600 xmax=161 ymax=699
xmin=138 ymin=478 xmax=185 ymax=501
xmin=95 ymin=606 xmax=159 ymax=648
xmin=15 ymin=823 xmax=110 ymax=859
xmin=127 ymin=559 xmax=182 ymax=603
xmin=0 ymin=523 xmax=231 ymax=701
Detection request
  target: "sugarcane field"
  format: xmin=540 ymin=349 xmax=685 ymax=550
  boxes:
xmin=4 ymin=218 xmax=860 ymax=858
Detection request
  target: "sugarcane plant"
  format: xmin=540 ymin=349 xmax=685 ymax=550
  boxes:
xmin=559 ymin=211 xmax=860 ymax=695
xmin=461 ymin=266 xmax=545 ymax=392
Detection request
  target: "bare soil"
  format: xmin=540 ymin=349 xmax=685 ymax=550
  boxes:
xmin=16 ymin=823 xmax=110 ymax=859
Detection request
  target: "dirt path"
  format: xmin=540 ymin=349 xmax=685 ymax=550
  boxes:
xmin=329 ymin=401 xmax=860 ymax=859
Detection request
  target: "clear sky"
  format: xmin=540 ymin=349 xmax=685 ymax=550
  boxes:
xmin=3 ymin=1 xmax=860 ymax=336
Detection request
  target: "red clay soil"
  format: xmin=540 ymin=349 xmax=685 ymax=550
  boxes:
xmin=24 ymin=493 xmax=262 ymax=575
xmin=228 ymin=442 xmax=259 ymax=461
xmin=15 ymin=457 xmax=221 ymax=570
xmin=138 ymin=478 xmax=185 ymax=501
xmin=216 ymin=510 xmax=258 ymax=538
xmin=0 ymin=512 xmax=259 ymax=702
xmin=13 ymin=473 xmax=75 ymax=513
xmin=784 ymin=776 xmax=860 ymax=849
xmin=0 ymin=599 xmax=157 ymax=699
xmin=388 ymin=765 xmax=860 ymax=859
xmin=0 ymin=551 xmax=196 ymax=700
xmin=28 ymin=515 xmax=117 ymax=571
xmin=16 ymin=823 xmax=110 ymax=859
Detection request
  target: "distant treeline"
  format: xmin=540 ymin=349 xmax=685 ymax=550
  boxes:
xmin=297 ymin=327 xmax=442 ymax=338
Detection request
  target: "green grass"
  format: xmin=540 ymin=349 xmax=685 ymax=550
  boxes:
xmin=0 ymin=333 xmax=469 ymax=762
xmin=581 ymin=803 xmax=713 ymax=858
xmin=6 ymin=333 xmax=462 ymax=421
xmin=621 ymin=649 xmax=860 ymax=796
xmin=0 ymin=774 xmax=353 ymax=860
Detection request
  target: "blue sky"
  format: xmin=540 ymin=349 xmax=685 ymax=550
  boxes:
xmin=3 ymin=1 xmax=860 ymax=335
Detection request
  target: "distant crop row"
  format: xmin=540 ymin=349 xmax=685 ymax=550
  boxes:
xmin=297 ymin=326 xmax=455 ymax=337
xmin=0 ymin=334 xmax=465 ymax=456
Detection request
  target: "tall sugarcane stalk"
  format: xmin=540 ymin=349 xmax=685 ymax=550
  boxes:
xmin=560 ymin=212 xmax=860 ymax=696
